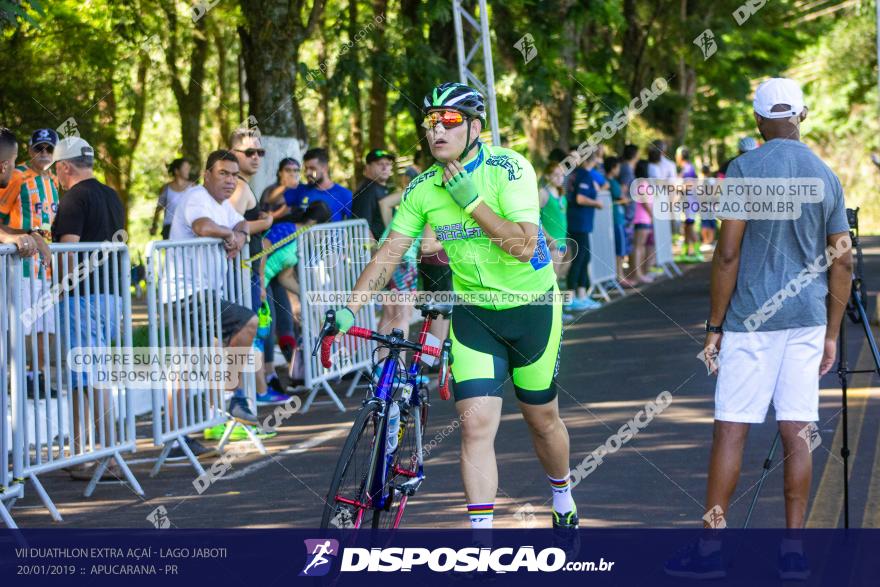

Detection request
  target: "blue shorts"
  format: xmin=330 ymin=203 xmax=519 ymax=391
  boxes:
xmin=702 ymin=218 xmax=717 ymax=230
xmin=62 ymin=294 xmax=121 ymax=388
xmin=613 ymin=223 xmax=629 ymax=257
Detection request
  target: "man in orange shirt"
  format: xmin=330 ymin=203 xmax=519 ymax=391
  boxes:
xmin=0 ymin=128 xmax=59 ymax=396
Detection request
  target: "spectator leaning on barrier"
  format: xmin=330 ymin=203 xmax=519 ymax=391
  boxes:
xmin=150 ymin=157 xmax=193 ymax=239
xmin=666 ymin=78 xmax=853 ymax=579
xmin=169 ymin=149 xmax=262 ymax=428
xmin=277 ymin=147 xmax=353 ymax=223
xmin=565 ymin=152 xmax=603 ymax=311
xmin=0 ymin=128 xmax=45 ymax=258
xmin=260 ymin=157 xmax=301 ymax=392
xmin=51 ymin=136 xmax=126 ymax=481
xmin=352 ymin=148 xmax=395 ymax=242
xmin=259 ymin=200 xmax=332 ymax=322
xmin=228 ymin=129 xmax=279 ymax=405
xmin=0 ymin=128 xmax=60 ymax=350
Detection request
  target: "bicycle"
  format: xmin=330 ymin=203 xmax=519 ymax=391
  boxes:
xmin=313 ymin=303 xmax=453 ymax=529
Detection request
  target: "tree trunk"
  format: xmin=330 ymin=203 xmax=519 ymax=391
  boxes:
xmin=554 ymin=15 xmax=578 ymax=151
xmin=316 ymin=9 xmax=331 ymax=148
xmin=349 ymin=0 xmax=365 ymax=185
xmin=161 ymin=0 xmax=209 ymax=169
xmin=238 ymin=0 xmax=325 ymax=137
xmin=212 ymin=22 xmax=232 ymax=146
xmin=367 ymin=0 xmax=389 ymax=149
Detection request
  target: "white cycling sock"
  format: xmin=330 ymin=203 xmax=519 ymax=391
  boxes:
xmin=548 ymin=472 xmax=575 ymax=514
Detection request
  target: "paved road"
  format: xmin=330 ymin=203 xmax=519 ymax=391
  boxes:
xmin=11 ymin=239 xmax=880 ymax=530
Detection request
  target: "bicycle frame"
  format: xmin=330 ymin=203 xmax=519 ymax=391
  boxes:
xmin=364 ymin=313 xmax=435 ymax=515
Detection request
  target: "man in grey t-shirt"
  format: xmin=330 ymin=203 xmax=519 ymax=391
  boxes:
xmin=667 ymin=78 xmax=853 ymax=579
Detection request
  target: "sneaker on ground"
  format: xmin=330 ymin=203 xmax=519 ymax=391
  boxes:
xmin=226 ymin=396 xmax=258 ymax=425
xmin=256 ymin=388 xmax=290 ymax=405
xmin=570 ymin=297 xmax=601 ymax=311
xmin=203 ymin=424 xmax=227 ymax=441
xmin=663 ymin=542 xmax=726 ymax=579
xmin=184 ymin=435 xmax=216 ymax=457
xmin=266 ymin=375 xmax=286 ymax=395
xmin=649 ymin=266 xmax=665 ymax=275
xmin=778 ymin=550 xmax=810 ymax=581
xmin=552 ymin=508 xmax=580 ymax=560
xmin=166 ymin=441 xmax=188 ymax=461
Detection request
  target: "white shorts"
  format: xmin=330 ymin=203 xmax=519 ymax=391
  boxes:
xmin=20 ymin=275 xmax=56 ymax=336
xmin=715 ymin=325 xmax=824 ymax=423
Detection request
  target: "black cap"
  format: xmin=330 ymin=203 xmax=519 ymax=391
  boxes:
xmin=365 ymin=148 xmax=395 ymax=164
xmin=29 ymin=128 xmax=58 ymax=147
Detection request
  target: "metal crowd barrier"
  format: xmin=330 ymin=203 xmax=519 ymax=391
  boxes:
xmin=10 ymin=241 xmax=143 ymax=522
xmin=297 ymin=219 xmax=377 ymax=412
xmin=145 ymin=238 xmax=263 ymax=478
xmin=651 ymin=216 xmax=683 ymax=278
xmin=1 ymin=245 xmax=23 ymax=528
xmin=588 ymin=190 xmax=625 ymax=301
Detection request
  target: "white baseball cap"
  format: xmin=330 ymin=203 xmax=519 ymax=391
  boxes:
xmin=753 ymin=78 xmax=805 ymax=119
xmin=52 ymin=136 xmax=95 ymax=164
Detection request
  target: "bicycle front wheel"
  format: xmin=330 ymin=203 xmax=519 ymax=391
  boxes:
xmin=371 ymin=394 xmax=429 ymax=529
xmin=320 ymin=399 xmax=384 ymax=529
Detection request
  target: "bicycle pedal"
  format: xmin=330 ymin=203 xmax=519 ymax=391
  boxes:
xmin=395 ymin=477 xmax=422 ymax=496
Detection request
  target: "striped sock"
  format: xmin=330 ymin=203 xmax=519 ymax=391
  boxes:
xmin=467 ymin=503 xmax=494 ymax=529
xmin=548 ymin=472 xmax=574 ymax=514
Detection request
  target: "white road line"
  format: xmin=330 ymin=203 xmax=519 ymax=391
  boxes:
xmin=218 ymin=428 xmax=347 ymax=481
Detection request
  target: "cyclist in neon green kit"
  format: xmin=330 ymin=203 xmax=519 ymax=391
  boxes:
xmin=332 ymin=83 xmax=577 ymax=531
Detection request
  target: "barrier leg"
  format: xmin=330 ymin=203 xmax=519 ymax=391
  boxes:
xmin=240 ymin=425 xmax=268 ymax=455
xmin=589 ymin=282 xmax=611 ymax=303
xmin=301 ymin=387 xmax=319 ymax=414
xmin=172 ymin=435 xmax=207 ymax=478
xmin=83 ymin=457 xmax=111 ymax=498
xmin=0 ymin=500 xmax=16 ymax=529
xmin=215 ymin=420 xmax=236 ymax=453
xmin=344 ymin=369 xmax=365 ymax=398
xmin=670 ymin=261 xmax=683 ymax=276
xmin=112 ymin=452 xmax=144 ymax=496
xmin=150 ymin=441 xmax=175 ymax=478
xmin=27 ymin=474 xmax=62 ymax=522
xmin=611 ymin=279 xmax=626 ymax=297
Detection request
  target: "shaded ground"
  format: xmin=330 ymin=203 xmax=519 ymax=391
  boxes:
xmin=9 ymin=239 xmax=880 ymax=530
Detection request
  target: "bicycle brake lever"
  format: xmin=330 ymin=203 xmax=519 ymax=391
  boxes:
xmin=311 ymin=309 xmax=337 ymax=357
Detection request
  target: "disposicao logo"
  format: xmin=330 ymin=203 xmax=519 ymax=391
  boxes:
xmin=300 ymin=539 xmax=340 ymax=577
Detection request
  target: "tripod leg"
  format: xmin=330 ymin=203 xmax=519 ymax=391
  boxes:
xmin=743 ymin=431 xmax=781 ymax=529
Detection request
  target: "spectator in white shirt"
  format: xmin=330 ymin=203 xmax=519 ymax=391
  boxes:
xmin=169 ymin=149 xmax=260 ymax=427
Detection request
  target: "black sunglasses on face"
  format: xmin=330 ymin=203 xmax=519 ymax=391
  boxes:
xmin=33 ymin=144 xmax=54 ymax=154
xmin=235 ymin=148 xmax=266 ymax=158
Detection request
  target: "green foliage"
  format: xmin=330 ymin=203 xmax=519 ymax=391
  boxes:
xmin=1 ymin=0 xmax=877 ymax=236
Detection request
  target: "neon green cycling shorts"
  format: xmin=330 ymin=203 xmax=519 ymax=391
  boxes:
xmin=449 ymin=285 xmax=562 ymax=405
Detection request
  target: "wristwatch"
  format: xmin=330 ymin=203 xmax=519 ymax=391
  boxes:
xmin=705 ymin=321 xmax=723 ymax=334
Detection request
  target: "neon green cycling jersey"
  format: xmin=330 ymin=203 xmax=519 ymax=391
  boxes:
xmin=390 ymin=143 xmax=555 ymax=310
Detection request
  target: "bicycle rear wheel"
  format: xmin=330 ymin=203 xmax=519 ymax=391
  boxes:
xmin=371 ymin=390 xmax=429 ymax=529
xmin=320 ymin=399 xmax=384 ymax=529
